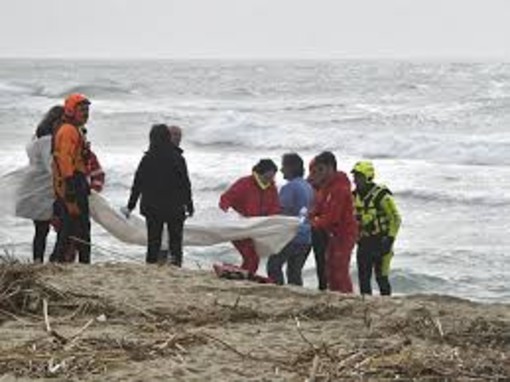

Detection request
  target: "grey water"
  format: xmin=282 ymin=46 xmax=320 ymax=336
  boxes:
xmin=0 ymin=59 xmax=509 ymax=302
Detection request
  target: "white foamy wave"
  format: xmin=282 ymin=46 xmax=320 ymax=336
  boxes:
xmin=41 ymin=82 xmax=137 ymax=99
xmin=188 ymin=110 xmax=315 ymax=151
xmin=396 ymin=188 xmax=510 ymax=207
xmin=0 ymin=81 xmax=43 ymax=96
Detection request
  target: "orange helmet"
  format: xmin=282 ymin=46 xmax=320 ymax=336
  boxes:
xmin=64 ymin=93 xmax=90 ymax=118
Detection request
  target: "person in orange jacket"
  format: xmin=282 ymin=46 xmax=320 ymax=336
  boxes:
xmin=60 ymin=129 xmax=105 ymax=263
xmin=219 ymin=159 xmax=281 ymax=274
xmin=309 ymin=152 xmax=358 ymax=293
xmin=51 ymin=93 xmax=92 ymax=264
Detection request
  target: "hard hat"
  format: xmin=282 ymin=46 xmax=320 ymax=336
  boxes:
xmin=64 ymin=93 xmax=90 ymax=118
xmin=351 ymin=161 xmax=375 ymax=180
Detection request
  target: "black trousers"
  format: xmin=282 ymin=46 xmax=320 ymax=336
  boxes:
xmin=266 ymin=242 xmax=311 ymax=286
xmin=51 ymin=192 xmax=91 ymax=264
xmin=357 ymin=237 xmax=391 ymax=296
xmin=33 ymin=220 xmax=50 ymax=263
xmin=145 ymin=214 xmax=185 ymax=266
xmin=312 ymin=228 xmax=329 ymax=291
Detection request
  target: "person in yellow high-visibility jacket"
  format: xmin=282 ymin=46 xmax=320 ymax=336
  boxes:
xmin=51 ymin=93 xmax=92 ymax=264
xmin=352 ymin=161 xmax=401 ymax=296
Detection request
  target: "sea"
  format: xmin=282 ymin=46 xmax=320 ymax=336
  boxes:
xmin=0 ymin=59 xmax=508 ymax=303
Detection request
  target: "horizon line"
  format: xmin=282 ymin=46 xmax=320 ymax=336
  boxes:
xmin=0 ymin=55 xmax=509 ymax=63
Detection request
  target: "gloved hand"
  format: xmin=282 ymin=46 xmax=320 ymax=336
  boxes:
xmin=120 ymin=206 xmax=132 ymax=219
xmin=219 ymin=201 xmax=229 ymax=212
xmin=186 ymin=202 xmax=194 ymax=218
xmin=381 ymin=236 xmax=395 ymax=255
xmin=64 ymin=177 xmax=77 ymax=203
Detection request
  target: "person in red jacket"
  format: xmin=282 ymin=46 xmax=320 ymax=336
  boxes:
xmin=219 ymin=159 xmax=281 ymax=274
xmin=309 ymin=152 xmax=358 ymax=293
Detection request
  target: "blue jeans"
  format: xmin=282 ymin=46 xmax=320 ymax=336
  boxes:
xmin=267 ymin=242 xmax=311 ymax=286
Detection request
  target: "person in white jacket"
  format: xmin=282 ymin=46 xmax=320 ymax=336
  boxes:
xmin=15 ymin=106 xmax=64 ymax=262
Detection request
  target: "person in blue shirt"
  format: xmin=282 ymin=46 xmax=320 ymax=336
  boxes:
xmin=267 ymin=153 xmax=314 ymax=286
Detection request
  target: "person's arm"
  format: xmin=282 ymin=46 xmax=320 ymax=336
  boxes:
xmin=381 ymin=195 xmax=401 ymax=238
xmin=127 ymin=156 xmax=146 ymax=211
xmin=312 ymin=186 xmax=352 ymax=233
xmin=54 ymin=125 xmax=80 ymax=201
xmin=219 ymin=178 xmax=245 ymax=212
xmin=180 ymin=155 xmax=194 ymax=217
xmin=89 ymin=151 xmax=105 ymax=192
xmin=267 ymin=185 xmax=282 ymax=215
xmin=54 ymin=125 xmax=79 ymax=179
xmin=40 ymin=137 xmax=53 ymax=175
xmin=278 ymin=183 xmax=294 ymax=216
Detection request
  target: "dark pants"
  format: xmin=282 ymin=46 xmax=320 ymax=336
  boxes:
xmin=267 ymin=242 xmax=311 ymax=286
xmin=51 ymin=191 xmax=91 ymax=264
xmin=145 ymin=214 xmax=185 ymax=265
xmin=33 ymin=220 xmax=50 ymax=263
xmin=312 ymin=228 xmax=329 ymax=291
xmin=357 ymin=237 xmax=392 ymax=296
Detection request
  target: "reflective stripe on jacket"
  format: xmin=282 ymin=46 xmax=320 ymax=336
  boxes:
xmin=353 ymin=183 xmax=401 ymax=238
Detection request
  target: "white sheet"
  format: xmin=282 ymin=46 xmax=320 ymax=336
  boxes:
xmin=0 ymin=163 xmax=300 ymax=258
xmin=90 ymin=191 xmax=299 ymax=258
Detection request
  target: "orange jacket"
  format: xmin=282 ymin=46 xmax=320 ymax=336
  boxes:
xmin=310 ymin=171 xmax=358 ymax=242
xmin=52 ymin=123 xmax=87 ymax=213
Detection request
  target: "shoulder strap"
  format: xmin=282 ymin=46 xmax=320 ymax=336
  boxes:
xmin=372 ymin=185 xmax=392 ymax=209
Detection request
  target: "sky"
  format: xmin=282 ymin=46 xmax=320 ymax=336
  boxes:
xmin=0 ymin=0 xmax=509 ymax=59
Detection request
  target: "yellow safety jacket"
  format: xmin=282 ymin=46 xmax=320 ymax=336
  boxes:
xmin=353 ymin=183 xmax=401 ymax=239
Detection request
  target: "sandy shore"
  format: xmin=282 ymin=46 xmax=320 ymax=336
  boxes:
xmin=0 ymin=262 xmax=508 ymax=381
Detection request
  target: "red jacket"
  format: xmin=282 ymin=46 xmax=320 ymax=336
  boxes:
xmin=311 ymin=172 xmax=358 ymax=241
xmin=219 ymin=175 xmax=281 ymax=217
xmin=86 ymin=150 xmax=105 ymax=192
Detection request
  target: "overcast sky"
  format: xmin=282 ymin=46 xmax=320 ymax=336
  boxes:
xmin=0 ymin=0 xmax=508 ymax=59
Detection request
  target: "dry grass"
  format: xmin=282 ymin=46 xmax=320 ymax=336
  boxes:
xmin=0 ymin=258 xmax=508 ymax=380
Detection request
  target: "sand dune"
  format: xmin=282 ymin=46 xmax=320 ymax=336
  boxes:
xmin=0 ymin=262 xmax=508 ymax=381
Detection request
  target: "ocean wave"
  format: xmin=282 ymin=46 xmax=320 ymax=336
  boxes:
xmin=45 ymin=83 xmax=136 ymax=99
xmin=0 ymin=81 xmax=44 ymax=96
xmin=391 ymin=269 xmax=450 ymax=293
xmin=188 ymin=110 xmax=309 ymax=150
xmin=395 ymin=189 xmax=510 ymax=207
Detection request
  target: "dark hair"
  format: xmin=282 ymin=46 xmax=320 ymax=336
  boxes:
xmin=314 ymin=151 xmax=337 ymax=170
xmin=252 ymin=159 xmax=277 ymax=175
xmin=149 ymin=123 xmax=171 ymax=151
xmin=282 ymin=153 xmax=304 ymax=178
xmin=36 ymin=105 xmax=64 ymax=138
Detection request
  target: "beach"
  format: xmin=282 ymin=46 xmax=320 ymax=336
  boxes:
xmin=0 ymin=261 xmax=508 ymax=381
xmin=1 ymin=60 xmax=509 ymax=302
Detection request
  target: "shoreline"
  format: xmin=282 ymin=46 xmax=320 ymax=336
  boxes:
xmin=0 ymin=261 xmax=508 ymax=380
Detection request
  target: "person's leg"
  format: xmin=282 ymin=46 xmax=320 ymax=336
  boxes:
xmin=146 ymin=216 xmax=164 ymax=264
xmin=76 ymin=191 xmax=91 ymax=264
xmin=32 ymin=220 xmax=50 ymax=263
xmin=168 ymin=216 xmax=185 ymax=267
xmin=312 ymin=228 xmax=329 ymax=291
xmin=286 ymin=244 xmax=311 ymax=286
xmin=375 ymin=247 xmax=393 ymax=296
xmin=327 ymin=236 xmax=354 ymax=293
xmin=266 ymin=243 xmax=293 ymax=285
xmin=232 ymin=239 xmax=259 ymax=274
xmin=51 ymin=199 xmax=72 ymax=263
xmin=357 ymin=239 xmax=373 ymax=295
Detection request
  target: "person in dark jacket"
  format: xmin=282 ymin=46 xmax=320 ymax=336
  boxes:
xmin=124 ymin=124 xmax=193 ymax=265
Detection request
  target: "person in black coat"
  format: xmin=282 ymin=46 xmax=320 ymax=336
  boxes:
xmin=124 ymin=124 xmax=193 ymax=265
